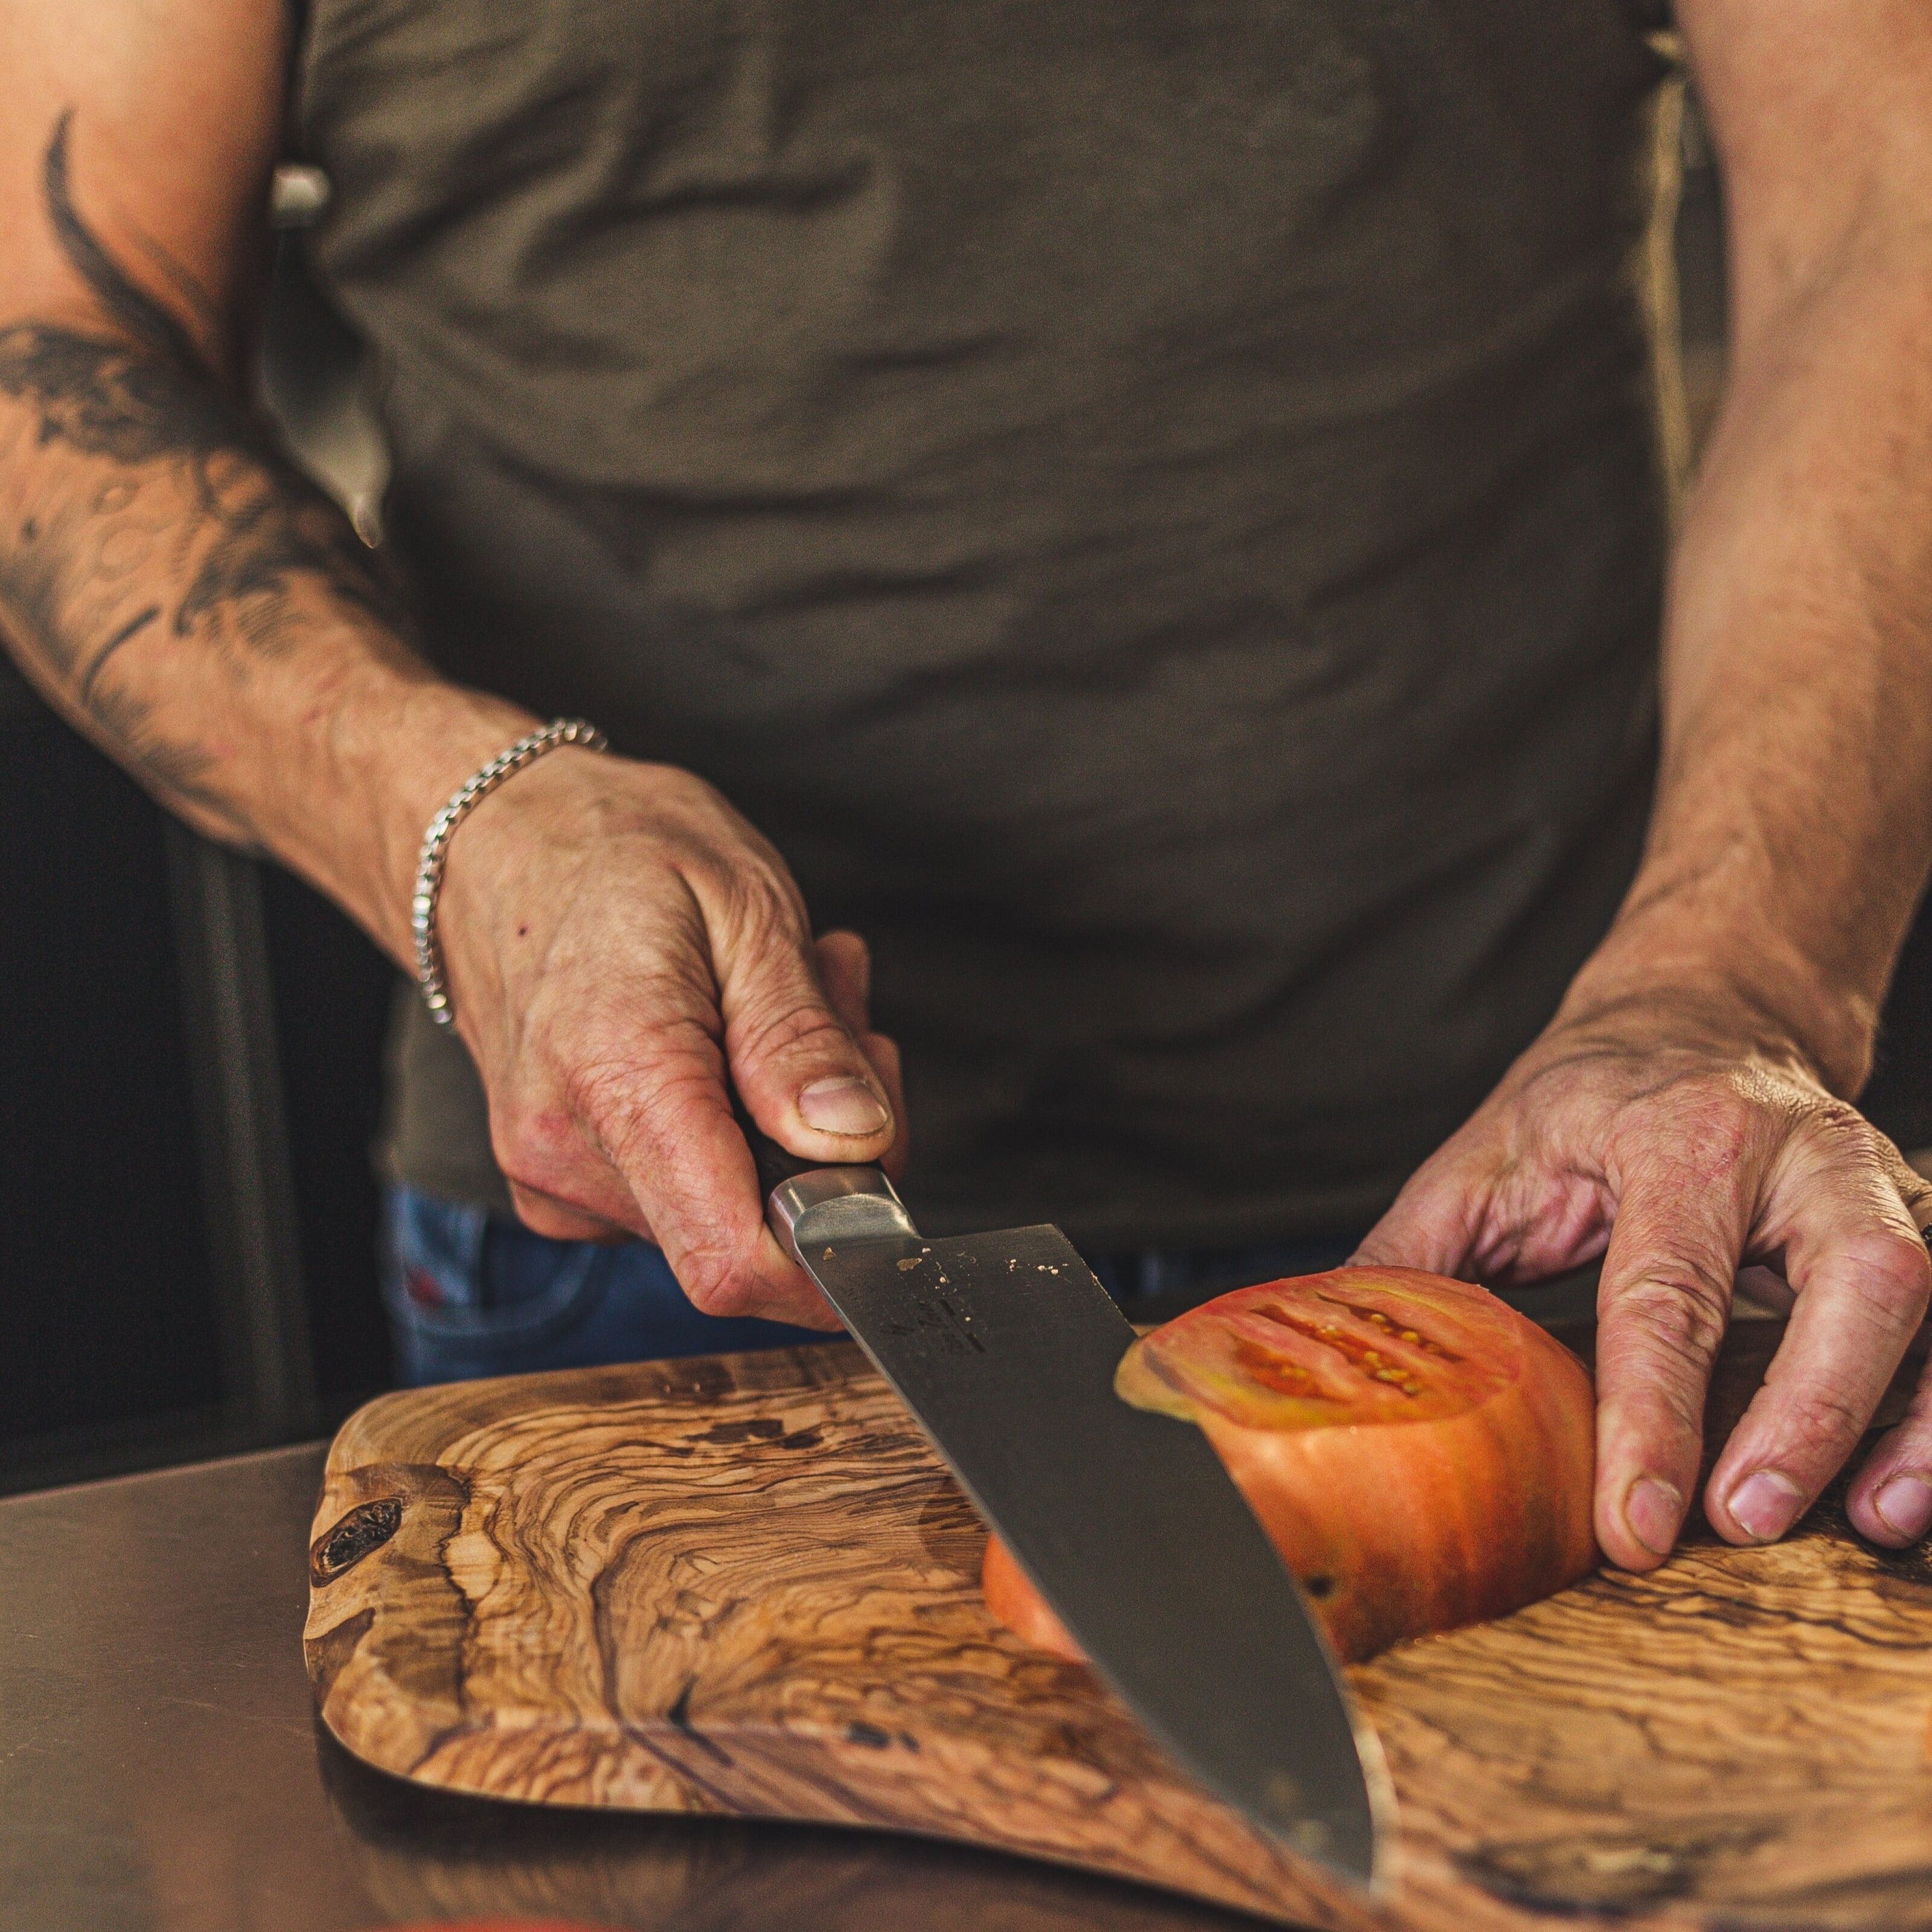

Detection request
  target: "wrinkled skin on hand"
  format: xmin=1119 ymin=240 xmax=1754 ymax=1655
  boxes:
xmin=435 ymin=747 xmax=907 ymax=1328
xmin=1355 ymin=995 xmax=1932 ymax=1570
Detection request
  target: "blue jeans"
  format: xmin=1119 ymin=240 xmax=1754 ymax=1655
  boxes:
xmin=380 ymin=1183 xmax=1360 ymax=1387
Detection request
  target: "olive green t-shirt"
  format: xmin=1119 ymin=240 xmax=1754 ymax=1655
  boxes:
xmin=297 ymin=1 xmax=1677 ymax=1247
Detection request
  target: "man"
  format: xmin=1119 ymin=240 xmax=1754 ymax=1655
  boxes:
xmin=4 ymin=0 xmax=1932 ymax=1578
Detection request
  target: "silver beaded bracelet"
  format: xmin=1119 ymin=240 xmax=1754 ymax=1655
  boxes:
xmin=412 ymin=718 xmax=609 ymax=1027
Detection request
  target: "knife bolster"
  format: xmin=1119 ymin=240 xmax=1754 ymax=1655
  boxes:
xmin=768 ymin=1166 xmax=918 ymax=1264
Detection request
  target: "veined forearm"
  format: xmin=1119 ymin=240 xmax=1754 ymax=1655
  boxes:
xmin=0 ymin=117 xmax=533 ymax=964
xmin=1564 ymin=210 xmax=1932 ymax=1094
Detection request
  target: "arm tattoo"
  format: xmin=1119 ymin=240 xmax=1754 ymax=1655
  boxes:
xmin=0 ymin=110 xmax=419 ymax=830
xmin=40 ymin=109 xmax=208 ymax=377
xmin=75 ymin=602 xmax=159 ymax=708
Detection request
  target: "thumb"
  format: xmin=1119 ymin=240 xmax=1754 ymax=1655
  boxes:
xmin=817 ymin=928 xmax=909 ymax=1182
xmin=713 ymin=902 xmax=897 ymax=1164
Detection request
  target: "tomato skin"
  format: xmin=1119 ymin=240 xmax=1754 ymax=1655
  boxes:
xmin=981 ymin=1267 xmax=1597 ymax=1665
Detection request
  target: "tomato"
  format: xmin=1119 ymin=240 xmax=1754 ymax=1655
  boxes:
xmin=982 ymin=1266 xmax=1596 ymax=1664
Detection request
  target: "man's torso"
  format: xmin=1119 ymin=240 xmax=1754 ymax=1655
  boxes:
xmin=298 ymin=0 xmax=1675 ymax=1244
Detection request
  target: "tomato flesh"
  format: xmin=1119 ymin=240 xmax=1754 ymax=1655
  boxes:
xmin=982 ymin=1265 xmax=1597 ymax=1664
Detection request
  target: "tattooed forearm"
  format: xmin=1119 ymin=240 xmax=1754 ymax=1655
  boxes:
xmin=74 ymin=603 xmax=158 ymax=707
xmin=0 ymin=322 xmax=225 ymax=466
xmin=40 ymin=109 xmax=206 ymax=377
xmin=0 ymin=109 xmax=423 ymax=836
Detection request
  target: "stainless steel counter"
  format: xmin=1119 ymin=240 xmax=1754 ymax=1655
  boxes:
xmin=0 ymin=1443 xmax=1263 ymax=1931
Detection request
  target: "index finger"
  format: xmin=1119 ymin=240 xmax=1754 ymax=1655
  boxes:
xmin=514 ymin=884 xmax=837 ymax=1326
xmin=586 ymin=1005 xmax=840 ymax=1327
xmin=1591 ymin=1161 xmax=1754 ymax=1571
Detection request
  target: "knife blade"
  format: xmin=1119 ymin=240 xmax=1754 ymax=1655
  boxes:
xmin=745 ymin=1133 xmax=1392 ymax=1887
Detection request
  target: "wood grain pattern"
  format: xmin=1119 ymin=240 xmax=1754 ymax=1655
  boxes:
xmin=306 ymin=1322 xmax=1932 ymax=1931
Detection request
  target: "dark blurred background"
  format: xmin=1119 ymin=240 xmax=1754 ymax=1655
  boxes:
xmin=4 ymin=96 xmax=1930 ymax=1494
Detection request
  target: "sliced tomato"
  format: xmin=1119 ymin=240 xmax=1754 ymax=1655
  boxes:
xmin=982 ymin=1266 xmax=1596 ymax=1665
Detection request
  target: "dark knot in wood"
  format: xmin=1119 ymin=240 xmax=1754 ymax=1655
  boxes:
xmin=310 ymin=1497 xmax=403 ymax=1585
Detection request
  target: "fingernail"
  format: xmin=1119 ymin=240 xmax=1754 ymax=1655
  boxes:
xmin=1726 ymin=1469 xmax=1806 ymax=1544
xmin=1624 ymin=1476 xmax=1684 ymax=1556
xmin=798 ymin=1076 xmax=889 ymax=1136
xmin=1873 ymin=1475 xmax=1932 ymax=1542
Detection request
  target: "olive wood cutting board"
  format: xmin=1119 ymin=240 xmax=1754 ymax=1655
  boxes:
xmin=305 ymin=1319 xmax=1932 ymax=1931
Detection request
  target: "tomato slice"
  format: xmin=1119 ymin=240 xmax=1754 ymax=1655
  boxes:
xmin=983 ymin=1266 xmax=1597 ymax=1664
xmin=1116 ymin=1267 xmax=1521 ymax=1429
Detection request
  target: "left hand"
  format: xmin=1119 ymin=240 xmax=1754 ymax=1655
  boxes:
xmin=1354 ymin=993 xmax=1932 ymax=1570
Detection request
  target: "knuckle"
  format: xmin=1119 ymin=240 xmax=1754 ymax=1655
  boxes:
xmin=558 ymin=1047 xmax=646 ymax=1134
xmin=580 ymin=1055 xmax=724 ymax=1178
xmin=1902 ymin=1176 xmax=1932 ymax=1230
xmin=1683 ymin=1090 xmax=1759 ymax=1176
xmin=555 ymin=1072 xmax=642 ymax=1171
xmin=1619 ymin=1265 xmax=1730 ymax=1338
xmin=1799 ymin=1095 xmax=1873 ymax=1147
xmin=509 ymin=1028 xmax=728 ymax=1214
xmin=1777 ymin=1384 xmax=1870 ymax=1456
xmin=493 ymin=1100 xmax=583 ymax=1194
xmin=1788 ymin=1224 xmax=1931 ymax=1322
xmin=1850 ymin=1234 xmax=1932 ymax=1314
xmin=714 ymin=863 xmax=805 ymax=954
xmin=1788 ymin=1096 xmax=1899 ymax=1182
xmin=562 ymin=1014 xmax=719 ymax=1118
xmin=1613 ymin=1357 xmax=1706 ymax=1442
xmin=732 ymin=994 xmax=856 ymax=1072
xmin=1607 ymin=1271 xmax=1730 ymax=1379
xmin=676 ymin=1240 xmax=758 ymax=1319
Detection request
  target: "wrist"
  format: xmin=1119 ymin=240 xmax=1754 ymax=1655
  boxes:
xmin=432 ymin=734 xmax=663 ymax=1035
xmin=309 ymin=674 xmax=543 ymax=965
xmin=410 ymin=720 xmax=611 ymax=1029
xmin=1550 ymin=914 xmax=1879 ymax=1099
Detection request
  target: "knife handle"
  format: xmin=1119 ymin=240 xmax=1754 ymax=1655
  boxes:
xmin=731 ymin=1092 xmax=819 ymax=1195
xmin=731 ymin=1095 xmax=918 ymax=1256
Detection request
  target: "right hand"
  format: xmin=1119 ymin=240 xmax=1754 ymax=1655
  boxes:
xmin=0 ymin=8 xmax=904 ymax=1331
xmin=436 ymin=746 xmax=906 ymax=1325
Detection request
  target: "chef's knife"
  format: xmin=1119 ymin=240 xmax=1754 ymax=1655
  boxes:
xmin=742 ymin=1122 xmax=1393 ymax=1886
